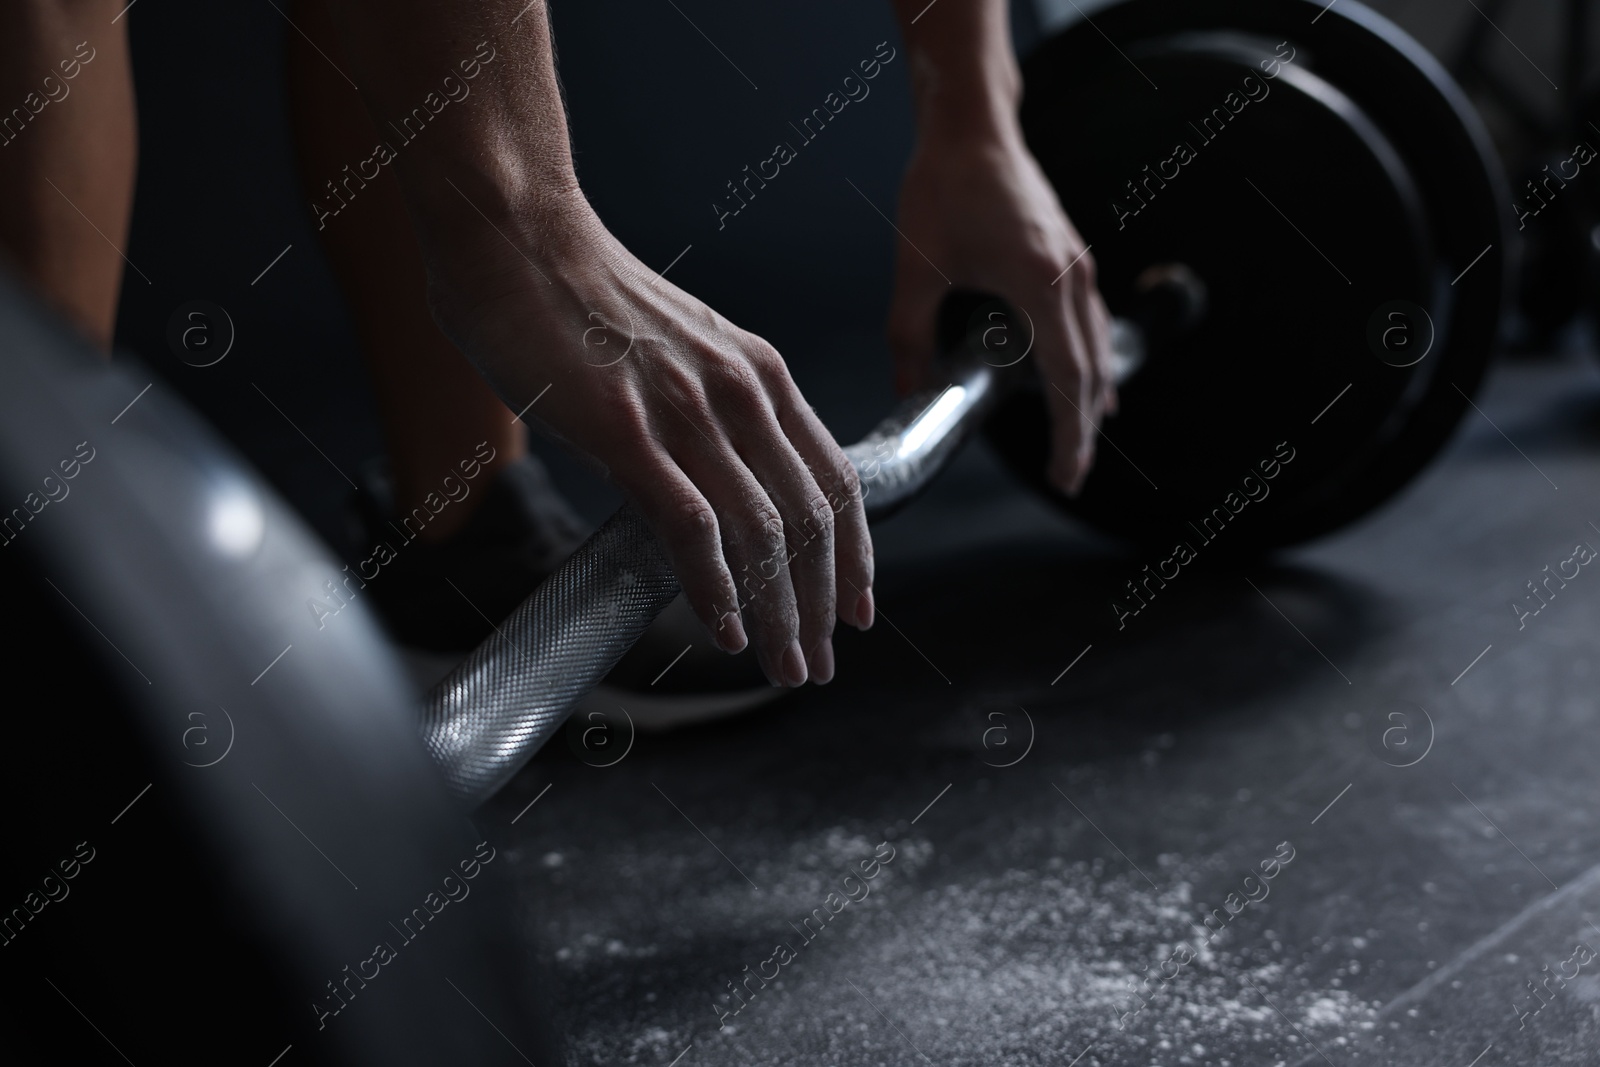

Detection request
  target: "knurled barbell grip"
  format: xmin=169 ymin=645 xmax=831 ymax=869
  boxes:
xmin=419 ymin=303 xmax=1152 ymax=807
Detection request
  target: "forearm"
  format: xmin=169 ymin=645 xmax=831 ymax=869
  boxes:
xmin=322 ymin=1 xmax=586 ymax=276
xmin=311 ymin=2 xmax=874 ymax=684
xmin=888 ymin=0 xmax=1021 ymax=144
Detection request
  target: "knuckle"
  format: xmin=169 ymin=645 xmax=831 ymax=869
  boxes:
xmin=1037 ymin=243 xmax=1095 ymax=288
xmin=800 ymin=535 xmax=834 ymax=570
xmin=829 ymin=459 xmax=864 ymax=512
xmin=804 ymin=491 xmax=836 ymax=525
xmin=1053 ymin=358 xmax=1088 ymax=390
xmin=658 ymin=362 xmax=711 ymax=414
xmin=791 ymin=494 xmax=835 ymax=562
xmin=744 ymin=338 xmax=788 ymax=381
xmin=740 ymin=504 xmax=785 ymax=551
xmin=708 ymin=363 xmax=772 ymax=423
xmin=668 ymin=494 xmax=720 ymax=547
xmin=736 ymin=505 xmax=787 ymax=585
xmin=1075 ymin=248 xmax=1099 ymax=287
xmin=607 ymin=389 xmax=652 ymax=436
xmin=1027 ymin=244 xmax=1067 ymax=279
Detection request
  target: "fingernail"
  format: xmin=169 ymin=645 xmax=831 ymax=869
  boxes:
xmin=811 ymin=638 xmax=835 ymax=685
xmin=782 ymin=640 xmax=808 ymax=687
xmin=718 ymin=613 xmax=748 ymax=653
xmin=855 ymin=589 xmax=875 ymax=630
xmin=1052 ymin=464 xmax=1079 ymax=497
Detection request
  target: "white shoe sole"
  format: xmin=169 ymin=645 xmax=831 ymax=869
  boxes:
xmin=394 ymin=646 xmax=784 ymax=734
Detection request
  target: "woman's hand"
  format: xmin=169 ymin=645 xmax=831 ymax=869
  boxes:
xmin=425 ymin=193 xmax=874 ymax=688
xmin=888 ymin=125 xmax=1116 ymax=494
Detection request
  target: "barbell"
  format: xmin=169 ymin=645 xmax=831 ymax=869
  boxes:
xmin=0 ymin=0 xmax=1507 ymax=1061
xmin=423 ymin=0 xmax=1510 ymax=806
xmin=994 ymin=0 xmax=1508 ymax=552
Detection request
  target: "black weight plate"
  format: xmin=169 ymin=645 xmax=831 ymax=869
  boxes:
xmin=990 ymin=0 xmax=1509 ymax=554
xmin=1574 ymin=86 xmax=1600 ymax=350
xmin=1005 ymin=30 xmax=1430 ymax=547
xmin=0 ymin=273 xmax=565 ymax=1066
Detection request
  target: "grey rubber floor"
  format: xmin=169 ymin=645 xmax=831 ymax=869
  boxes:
xmin=485 ymin=354 xmax=1600 ymax=1067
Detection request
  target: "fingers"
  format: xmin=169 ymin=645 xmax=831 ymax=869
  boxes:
xmin=639 ymin=340 xmax=871 ymax=688
xmin=1090 ymin=291 xmax=1117 ymax=416
xmin=684 ymin=453 xmax=809 ymax=688
xmin=731 ymin=443 xmax=834 ymax=687
xmin=624 ymin=453 xmax=748 ymax=657
xmin=775 ymin=400 xmax=875 ymax=634
xmin=886 ymin=255 xmax=947 ymax=397
xmin=1034 ymin=277 xmax=1098 ymax=494
xmin=1070 ymin=252 xmax=1117 ymax=418
xmin=729 ymin=346 xmax=874 ymax=686
xmin=646 ymin=388 xmax=806 ymax=687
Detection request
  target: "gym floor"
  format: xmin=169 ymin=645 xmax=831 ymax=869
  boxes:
xmin=499 ymin=352 xmax=1600 ymax=1067
xmin=101 ymin=1 xmax=1600 ymax=1065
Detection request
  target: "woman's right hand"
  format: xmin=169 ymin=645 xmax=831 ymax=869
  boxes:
xmin=425 ymin=192 xmax=874 ymax=688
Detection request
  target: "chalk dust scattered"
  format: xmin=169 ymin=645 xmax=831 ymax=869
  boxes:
xmin=520 ymin=827 xmax=1379 ymax=1066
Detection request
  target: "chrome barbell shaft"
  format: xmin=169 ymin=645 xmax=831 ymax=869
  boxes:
xmin=420 ymin=317 xmax=1147 ymax=806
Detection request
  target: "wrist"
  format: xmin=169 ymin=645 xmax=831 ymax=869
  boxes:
xmin=908 ymin=42 xmax=1022 ymax=147
xmin=910 ymin=109 xmax=1028 ymax=174
xmin=419 ymin=160 xmax=589 ymax=250
xmin=419 ymin=172 xmax=601 ymax=298
xmin=418 ymin=179 xmax=622 ymax=361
